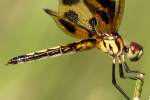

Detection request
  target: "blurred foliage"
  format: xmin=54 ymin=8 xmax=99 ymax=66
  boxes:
xmin=0 ymin=0 xmax=149 ymax=100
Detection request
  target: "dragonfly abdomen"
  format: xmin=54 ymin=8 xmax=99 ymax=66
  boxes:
xmin=7 ymin=47 xmax=62 ymax=65
xmin=7 ymin=39 xmax=96 ymax=65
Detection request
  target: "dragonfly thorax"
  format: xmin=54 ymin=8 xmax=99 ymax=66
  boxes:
xmin=96 ymin=34 xmax=124 ymax=60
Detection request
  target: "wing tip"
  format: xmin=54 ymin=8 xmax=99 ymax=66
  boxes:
xmin=43 ymin=8 xmax=58 ymax=17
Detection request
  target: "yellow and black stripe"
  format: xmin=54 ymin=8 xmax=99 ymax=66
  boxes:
xmin=7 ymin=39 xmax=96 ymax=65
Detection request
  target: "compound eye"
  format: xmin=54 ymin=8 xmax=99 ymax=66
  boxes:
xmin=130 ymin=42 xmax=142 ymax=53
xmin=127 ymin=42 xmax=143 ymax=61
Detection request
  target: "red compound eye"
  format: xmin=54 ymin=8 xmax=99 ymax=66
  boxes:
xmin=130 ymin=42 xmax=142 ymax=52
xmin=128 ymin=42 xmax=143 ymax=61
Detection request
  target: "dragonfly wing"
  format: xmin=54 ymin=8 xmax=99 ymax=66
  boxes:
xmin=84 ymin=0 xmax=125 ymax=34
xmin=44 ymin=9 xmax=95 ymax=39
xmin=55 ymin=0 xmax=98 ymax=38
xmin=112 ymin=0 xmax=125 ymax=32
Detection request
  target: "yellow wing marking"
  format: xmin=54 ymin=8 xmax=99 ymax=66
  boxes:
xmin=59 ymin=0 xmax=95 ymax=32
xmin=44 ymin=9 xmax=93 ymax=39
xmin=113 ymin=0 xmax=125 ymax=32
xmin=84 ymin=0 xmax=125 ymax=34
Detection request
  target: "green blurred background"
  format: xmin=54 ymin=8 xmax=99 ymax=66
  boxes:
xmin=0 ymin=0 xmax=149 ymax=100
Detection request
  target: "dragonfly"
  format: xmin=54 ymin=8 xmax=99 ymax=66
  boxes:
xmin=7 ymin=0 xmax=144 ymax=99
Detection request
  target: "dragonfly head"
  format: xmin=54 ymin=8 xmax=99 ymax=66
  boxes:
xmin=125 ymin=42 xmax=143 ymax=62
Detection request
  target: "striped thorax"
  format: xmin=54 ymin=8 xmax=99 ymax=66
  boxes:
xmin=96 ymin=33 xmax=124 ymax=63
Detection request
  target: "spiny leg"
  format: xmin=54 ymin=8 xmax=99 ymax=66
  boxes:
xmin=112 ymin=63 xmax=130 ymax=100
xmin=119 ymin=62 xmax=145 ymax=80
xmin=123 ymin=62 xmax=144 ymax=75
xmin=119 ymin=64 xmax=137 ymax=80
xmin=7 ymin=39 xmax=96 ymax=65
xmin=119 ymin=64 xmax=125 ymax=78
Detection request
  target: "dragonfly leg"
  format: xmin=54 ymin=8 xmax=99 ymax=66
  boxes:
xmin=120 ymin=63 xmax=145 ymax=80
xmin=123 ymin=62 xmax=145 ymax=75
xmin=119 ymin=64 xmax=137 ymax=80
xmin=112 ymin=63 xmax=130 ymax=100
xmin=119 ymin=63 xmax=125 ymax=78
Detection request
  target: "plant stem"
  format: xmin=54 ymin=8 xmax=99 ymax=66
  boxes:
xmin=133 ymin=74 xmax=144 ymax=100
